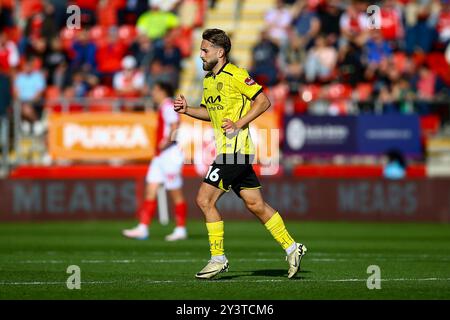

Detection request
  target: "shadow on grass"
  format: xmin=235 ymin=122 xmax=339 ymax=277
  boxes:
xmin=217 ymin=269 xmax=311 ymax=280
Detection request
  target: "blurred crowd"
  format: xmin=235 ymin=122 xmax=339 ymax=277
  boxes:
xmin=250 ymin=0 xmax=450 ymax=116
xmin=0 ymin=0 xmax=203 ymax=134
xmin=1 ymin=0 xmax=450 ymax=134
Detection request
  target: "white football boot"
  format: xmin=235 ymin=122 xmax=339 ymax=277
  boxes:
xmin=195 ymin=258 xmax=229 ymax=279
xmin=165 ymin=227 xmax=188 ymax=241
xmin=122 ymin=225 xmax=149 ymax=240
xmin=287 ymin=243 xmax=307 ymax=279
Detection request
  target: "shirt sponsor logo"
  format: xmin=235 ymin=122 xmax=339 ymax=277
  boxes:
xmin=206 ymin=95 xmax=222 ymax=104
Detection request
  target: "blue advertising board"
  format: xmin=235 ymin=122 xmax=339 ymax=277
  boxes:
xmin=357 ymin=115 xmax=421 ymax=156
xmin=284 ymin=115 xmax=421 ymax=156
xmin=284 ymin=116 xmax=358 ymax=154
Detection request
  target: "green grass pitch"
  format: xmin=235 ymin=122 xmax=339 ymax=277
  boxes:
xmin=0 ymin=219 xmax=449 ymax=299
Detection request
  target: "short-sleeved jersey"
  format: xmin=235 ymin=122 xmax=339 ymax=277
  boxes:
xmin=201 ymin=62 xmax=263 ymax=155
xmin=156 ymin=98 xmax=179 ymax=155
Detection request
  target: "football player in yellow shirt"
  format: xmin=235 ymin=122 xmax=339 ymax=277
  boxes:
xmin=174 ymin=28 xmax=307 ymax=279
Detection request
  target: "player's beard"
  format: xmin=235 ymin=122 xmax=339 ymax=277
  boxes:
xmin=202 ymin=58 xmax=217 ymax=71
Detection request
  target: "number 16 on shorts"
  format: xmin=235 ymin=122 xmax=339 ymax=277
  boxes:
xmin=206 ymin=166 xmax=220 ymax=182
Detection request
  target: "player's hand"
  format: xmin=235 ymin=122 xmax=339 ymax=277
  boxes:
xmin=221 ymin=118 xmax=240 ymax=138
xmin=158 ymin=137 xmax=169 ymax=151
xmin=174 ymin=94 xmax=187 ymax=114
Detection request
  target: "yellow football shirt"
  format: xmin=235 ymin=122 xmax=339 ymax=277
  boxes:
xmin=200 ymin=62 xmax=263 ymax=155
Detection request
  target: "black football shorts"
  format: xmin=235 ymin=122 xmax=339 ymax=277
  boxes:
xmin=203 ymin=153 xmax=261 ymax=197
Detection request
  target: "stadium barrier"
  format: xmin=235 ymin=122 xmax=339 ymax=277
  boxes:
xmin=1 ymin=169 xmax=448 ymax=222
xmin=0 ymin=117 xmax=9 ymax=173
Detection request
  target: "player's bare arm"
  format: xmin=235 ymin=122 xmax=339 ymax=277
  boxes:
xmin=221 ymin=92 xmax=271 ymax=135
xmin=159 ymin=122 xmax=179 ymax=151
xmin=174 ymin=94 xmax=211 ymax=121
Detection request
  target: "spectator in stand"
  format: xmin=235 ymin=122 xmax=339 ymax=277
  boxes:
xmin=404 ymin=0 xmax=440 ymax=54
xmin=47 ymin=0 xmax=68 ymax=30
xmin=392 ymin=76 xmax=415 ymax=113
xmin=150 ymin=0 xmax=181 ymax=12
xmin=74 ymin=0 xmax=100 ymax=27
xmin=317 ymin=0 xmax=343 ymax=47
xmin=68 ymin=71 xmax=91 ymax=98
xmin=40 ymin=1 xmax=58 ymax=44
xmin=20 ymin=1 xmax=58 ymax=55
xmin=339 ymin=0 xmax=370 ymax=47
xmin=43 ymin=36 xmax=69 ymax=86
xmin=378 ymin=84 xmax=397 ymax=113
xmin=364 ymin=29 xmax=393 ymax=66
xmin=113 ymin=55 xmax=145 ymax=98
xmin=136 ymin=2 xmax=180 ymax=47
xmin=0 ymin=31 xmax=19 ymax=72
xmin=412 ymin=64 xmax=444 ymax=114
xmin=13 ymin=58 xmax=46 ymax=135
xmin=249 ymin=29 xmax=280 ymax=87
xmin=338 ymin=41 xmax=364 ymax=86
xmin=291 ymin=0 xmax=321 ymax=50
xmin=383 ymin=149 xmax=407 ymax=180
xmin=154 ymin=29 xmax=182 ymax=89
xmin=437 ymin=0 xmax=450 ymax=47
xmin=0 ymin=0 xmax=15 ymax=31
xmin=96 ymin=27 xmax=128 ymax=85
xmin=64 ymin=71 xmax=98 ymax=99
xmin=117 ymin=0 xmax=149 ymax=25
xmin=146 ymin=58 xmax=173 ymax=90
xmin=304 ymin=34 xmax=337 ymax=82
xmin=129 ymin=32 xmax=156 ymax=69
xmin=379 ymin=0 xmax=404 ymax=46
xmin=280 ymin=29 xmax=306 ymax=91
xmin=264 ymin=0 xmax=293 ymax=47
xmin=71 ymin=29 xmax=97 ymax=74
xmin=0 ymin=71 xmax=12 ymax=120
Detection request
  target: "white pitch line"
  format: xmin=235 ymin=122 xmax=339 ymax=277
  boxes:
xmin=1 ymin=278 xmax=450 ymax=286
xmin=9 ymin=257 xmax=450 ymax=264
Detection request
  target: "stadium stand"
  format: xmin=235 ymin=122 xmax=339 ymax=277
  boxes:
xmin=1 ymin=0 xmax=450 ymax=177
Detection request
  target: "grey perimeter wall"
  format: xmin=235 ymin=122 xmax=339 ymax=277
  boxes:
xmin=0 ymin=177 xmax=449 ymax=222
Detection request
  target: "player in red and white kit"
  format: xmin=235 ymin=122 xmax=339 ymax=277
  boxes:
xmin=122 ymin=81 xmax=188 ymax=241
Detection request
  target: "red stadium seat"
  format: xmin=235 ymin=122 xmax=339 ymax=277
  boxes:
xmin=355 ymin=83 xmax=373 ymax=101
xmin=325 ymin=83 xmax=352 ymax=100
xmin=87 ymin=86 xmax=115 ymax=112
xmin=44 ymin=86 xmax=60 ymax=111
xmin=299 ymin=84 xmax=321 ymax=102
xmin=171 ymin=27 xmax=193 ymax=58
xmin=420 ymin=114 xmax=441 ymax=147
xmin=426 ymin=52 xmax=450 ymax=86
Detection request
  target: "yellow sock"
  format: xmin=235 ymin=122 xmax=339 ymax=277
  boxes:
xmin=264 ymin=212 xmax=295 ymax=250
xmin=206 ymin=221 xmax=224 ymax=257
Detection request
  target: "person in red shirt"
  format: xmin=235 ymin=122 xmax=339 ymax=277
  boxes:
xmin=96 ymin=27 xmax=128 ymax=85
xmin=74 ymin=0 xmax=100 ymax=26
xmin=437 ymin=1 xmax=450 ymax=45
xmin=380 ymin=0 xmax=404 ymax=42
xmin=123 ymin=81 xmax=188 ymax=241
xmin=0 ymin=31 xmax=19 ymax=72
